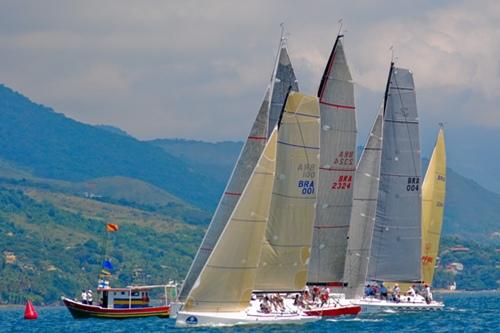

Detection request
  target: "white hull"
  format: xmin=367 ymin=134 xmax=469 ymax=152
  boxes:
xmin=168 ymin=302 xmax=183 ymax=319
xmin=350 ymin=295 xmax=444 ymax=312
xmin=176 ymin=304 xmax=319 ymax=327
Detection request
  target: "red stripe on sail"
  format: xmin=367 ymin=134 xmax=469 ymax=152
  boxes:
xmin=224 ymin=192 xmax=242 ymax=196
xmin=319 ymin=101 xmax=356 ymax=110
xmin=248 ymin=136 xmax=267 ymax=140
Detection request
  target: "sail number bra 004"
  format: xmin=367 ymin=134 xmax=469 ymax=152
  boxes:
xmin=406 ymin=177 xmax=420 ymax=192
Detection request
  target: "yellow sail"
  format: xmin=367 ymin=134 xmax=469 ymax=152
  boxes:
xmin=184 ymin=130 xmax=277 ymax=312
xmin=254 ymin=92 xmax=320 ymax=291
xmin=421 ymin=127 xmax=446 ymax=285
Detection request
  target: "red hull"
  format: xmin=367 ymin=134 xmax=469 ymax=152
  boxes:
xmin=62 ymin=297 xmax=169 ymax=319
xmin=303 ymin=305 xmax=361 ymax=317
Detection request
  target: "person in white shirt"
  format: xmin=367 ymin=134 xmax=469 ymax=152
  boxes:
xmin=87 ymin=290 xmax=93 ymax=305
xmin=406 ymin=285 xmax=416 ymax=297
xmin=423 ymin=284 xmax=433 ymax=303
xmin=81 ymin=290 xmax=88 ymax=304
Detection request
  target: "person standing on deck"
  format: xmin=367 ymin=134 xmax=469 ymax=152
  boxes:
xmin=87 ymin=290 xmax=93 ymax=305
xmin=81 ymin=290 xmax=88 ymax=304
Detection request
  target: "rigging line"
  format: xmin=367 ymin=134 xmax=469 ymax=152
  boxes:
xmin=392 ymin=70 xmax=420 ymax=180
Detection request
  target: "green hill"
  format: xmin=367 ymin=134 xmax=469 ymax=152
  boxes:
xmin=433 ymin=237 xmax=499 ymax=290
xmin=0 ymin=84 xmax=220 ymax=210
xmin=149 ymin=138 xmax=242 ymax=184
xmin=0 ymin=186 xmax=204 ymax=305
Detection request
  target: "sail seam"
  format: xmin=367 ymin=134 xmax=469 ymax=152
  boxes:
xmin=320 ymin=167 xmax=356 ymax=171
xmin=247 ymin=136 xmax=267 ymax=140
xmin=277 ymin=140 xmax=319 ymax=150
xmin=285 ymin=110 xmax=320 ymax=118
xmin=272 ymin=192 xmax=315 ymax=200
xmin=314 ymin=225 xmax=349 ymax=229
xmin=319 ymin=101 xmax=355 ymax=110
xmin=385 ymin=119 xmax=418 ymax=124
xmin=224 ymin=192 xmax=242 ymax=196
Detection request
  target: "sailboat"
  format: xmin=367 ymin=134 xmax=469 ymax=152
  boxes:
xmin=176 ymin=92 xmax=321 ymax=327
xmin=176 ymin=31 xmax=299 ymax=316
xmin=421 ymin=126 xmax=447 ymax=285
xmin=347 ymin=62 xmax=444 ymax=311
xmin=303 ymin=33 xmax=361 ymax=317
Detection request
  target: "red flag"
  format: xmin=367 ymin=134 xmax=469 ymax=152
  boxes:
xmin=106 ymin=223 xmax=119 ymax=232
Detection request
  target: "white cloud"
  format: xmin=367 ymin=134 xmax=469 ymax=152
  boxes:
xmin=0 ymin=0 xmax=499 ymax=142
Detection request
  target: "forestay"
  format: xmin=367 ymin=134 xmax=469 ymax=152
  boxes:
xmin=254 ymin=92 xmax=320 ymax=292
xmin=308 ymin=36 xmax=357 ymax=284
xmin=343 ymin=105 xmax=384 ymax=299
xmin=184 ymin=130 xmax=278 ymax=312
xmin=367 ymin=64 xmax=422 ymax=282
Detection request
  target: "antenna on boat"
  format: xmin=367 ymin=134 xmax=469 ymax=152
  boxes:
xmin=438 ymin=122 xmax=445 ymax=128
xmin=389 ymin=45 xmax=399 ymax=64
xmin=337 ymin=18 xmax=343 ymax=36
xmin=280 ymin=22 xmax=291 ymax=48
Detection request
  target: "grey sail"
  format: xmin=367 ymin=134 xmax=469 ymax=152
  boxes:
xmin=308 ymin=35 xmax=357 ymax=284
xmin=367 ymin=63 xmax=422 ymax=282
xmin=343 ymin=105 xmax=383 ymax=299
xmin=179 ymin=38 xmax=299 ymax=301
xmin=267 ymin=41 xmax=299 ymax=138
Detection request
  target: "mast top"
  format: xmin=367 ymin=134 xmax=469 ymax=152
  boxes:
xmin=337 ymin=18 xmax=344 ymax=37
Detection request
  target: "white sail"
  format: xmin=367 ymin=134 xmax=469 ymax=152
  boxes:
xmin=367 ymin=63 xmax=422 ymax=282
xmin=254 ymin=92 xmax=320 ymax=291
xmin=179 ymin=36 xmax=298 ymax=301
xmin=343 ymin=105 xmax=384 ymax=299
xmin=308 ymin=35 xmax=357 ymax=284
xmin=184 ymin=130 xmax=278 ymax=312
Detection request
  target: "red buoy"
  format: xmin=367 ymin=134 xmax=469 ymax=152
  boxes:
xmin=24 ymin=300 xmax=38 ymax=320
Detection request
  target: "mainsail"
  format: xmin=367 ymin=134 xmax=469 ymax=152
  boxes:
xmin=343 ymin=105 xmax=384 ymax=298
xmin=184 ymin=130 xmax=278 ymax=312
xmin=179 ymin=36 xmax=298 ymax=301
xmin=308 ymin=35 xmax=357 ymax=284
xmin=267 ymin=39 xmax=299 ymax=138
xmin=367 ymin=63 xmax=422 ymax=282
xmin=421 ymin=127 xmax=446 ymax=285
xmin=254 ymin=92 xmax=320 ymax=291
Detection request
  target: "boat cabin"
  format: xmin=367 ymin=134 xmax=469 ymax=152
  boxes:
xmin=97 ymin=287 xmax=152 ymax=309
xmin=96 ymin=284 xmax=178 ymax=309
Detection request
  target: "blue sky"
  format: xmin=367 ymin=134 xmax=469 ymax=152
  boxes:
xmin=1 ymin=0 xmax=499 ymax=191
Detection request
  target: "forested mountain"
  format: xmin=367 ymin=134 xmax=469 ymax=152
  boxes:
xmin=0 ymin=83 xmax=498 ymax=304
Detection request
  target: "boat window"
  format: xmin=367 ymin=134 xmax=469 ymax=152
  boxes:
xmin=121 ymin=292 xmax=125 ymax=295
xmin=132 ymin=292 xmax=139 ymax=297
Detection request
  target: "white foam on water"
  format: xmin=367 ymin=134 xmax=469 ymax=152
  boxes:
xmin=326 ymin=318 xmax=383 ymax=323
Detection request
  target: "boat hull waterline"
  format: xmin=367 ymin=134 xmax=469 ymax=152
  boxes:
xmin=351 ymin=296 xmax=444 ymax=312
xmin=62 ymin=297 xmax=170 ymax=319
xmin=176 ymin=310 xmax=319 ymax=327
xmin=303 ymin=304 xmax=361 ymax=317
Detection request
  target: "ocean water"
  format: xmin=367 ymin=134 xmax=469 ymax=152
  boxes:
xmin=0 ymin=291 xmax=497 ymax=332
